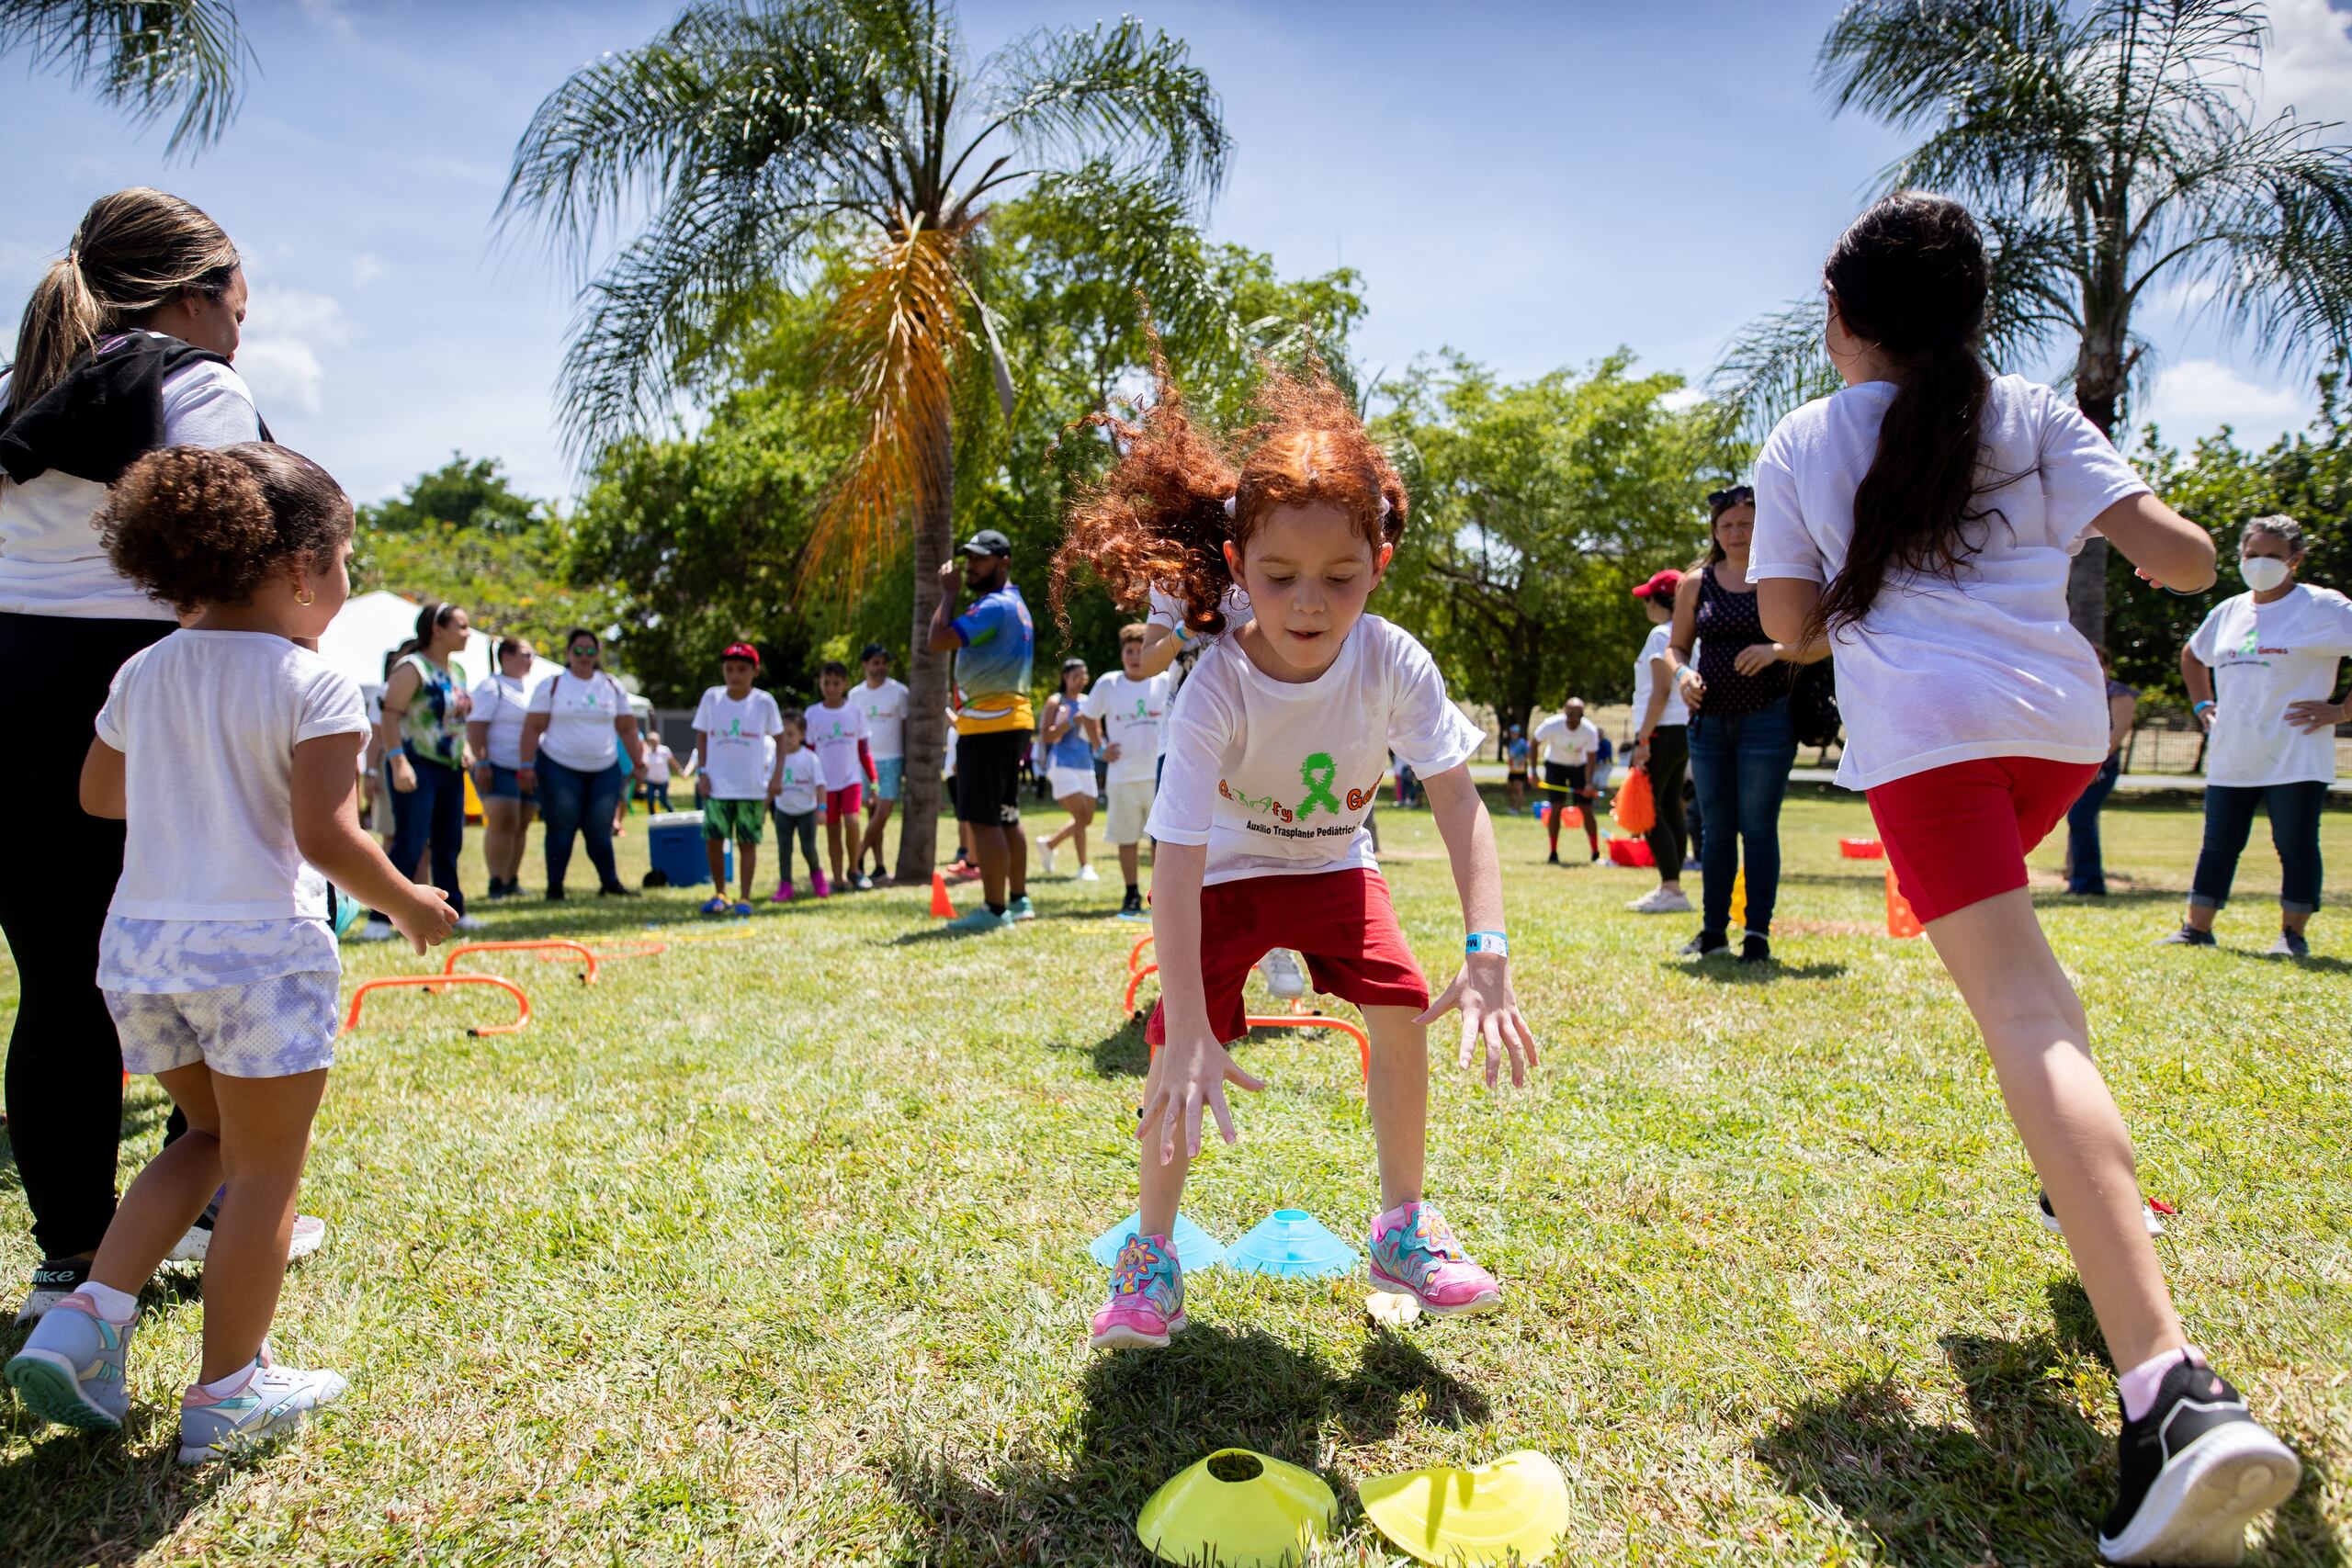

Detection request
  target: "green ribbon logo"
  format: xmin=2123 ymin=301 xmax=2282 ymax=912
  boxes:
xmin=1297 ymin=751 xmax=1343 ymax=818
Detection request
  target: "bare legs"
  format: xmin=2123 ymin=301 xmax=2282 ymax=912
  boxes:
xmin=1928 ymin=888 xmax=2186 ymax=1370
xmin=1046 ymin=795 xmax=1094 ymax=870
xmin=969 ymin=822 xmax=1029 ymax=909
xmin=1139 ymin=1005 xmax=1425 ymax=1238
xmin=862 ymin=795 xmax=895 ymax=876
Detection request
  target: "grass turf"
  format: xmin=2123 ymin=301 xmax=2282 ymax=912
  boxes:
xmin=0 ymin=788 xmax=2346 ymax=1565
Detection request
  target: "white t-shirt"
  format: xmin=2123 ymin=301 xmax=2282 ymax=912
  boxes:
xmin=644 ymin=741 xmax=673 ymax=785
xmin=807 ymin=700 xmax=869 ymax=790
xmin=1148 ymin=615 xmax=1484 ymax=886
xmin=527 ymin=670 xmax=629 ymax=771
xmin=1148 ymin=584 xmax=1253 ymax=641
xmin=847 ymin=676 xmax=910 ymax=761
xmin=94 ymin=631 xmax=367 ymax=989
xmin=0 ymin=343 xmax=264 ymax=620
xmin=1749 ymin=375 xmax=2149 ymax=790
xmin=772 ymin=744 xmax=824 ymax=816
xmin=1630 ymin=623 xmax=1690 ymax=729
xmin=469 ymin=672 xmax=539 ymax=770
xmin=2188 ymin=583 xmax=2352 ymax=786
xmin=691 ymin=686 xmax=785 ymax=799
xmin=1084 ymin=670 xmax=1178 ymax=785
xmin=1532 ymin=714 xmax=1600 ymax=768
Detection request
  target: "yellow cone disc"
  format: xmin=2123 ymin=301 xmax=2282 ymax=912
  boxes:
xmin=1136 ymin=1448 xmax=1336 ymax=1567
xmin=1359 ymin=1450 xmax=1569 ymax=1566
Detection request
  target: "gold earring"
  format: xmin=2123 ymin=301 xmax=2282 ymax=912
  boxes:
xmin=295 ymin=586 xmax=316 ymax=605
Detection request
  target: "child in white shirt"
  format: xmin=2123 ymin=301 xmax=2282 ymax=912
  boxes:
xmin=7 ymin=444 xmax=457 ymax=1462
xmin=1748 ymin=191 xmax=2296 ymax=1560
xmin=690 ymin=642 xmax=784 ymax=915
xmin=1081 ymin=624 xmax=1178 ymax=918
xmin=767 ymin=712 xmax=827 ymax=900
xmin=1053 ymin=344 xmax=1538 ymax=1351
xmin=808 ymin=660 xmax=876 ymax=889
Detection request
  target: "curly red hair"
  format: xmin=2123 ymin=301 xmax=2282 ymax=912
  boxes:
xmin=1052 ymin=333 xmax=1406 ymax=635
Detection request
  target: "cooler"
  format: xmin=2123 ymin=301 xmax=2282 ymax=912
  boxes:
xmin=648 ymin=810 xmax=725 ymax=887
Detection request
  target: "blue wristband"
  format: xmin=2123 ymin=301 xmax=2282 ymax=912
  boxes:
xmin=2192 ymin=700 xmax=2214 ymax=715
xmin=1465 ymin=931 xmax=1508 ymax=956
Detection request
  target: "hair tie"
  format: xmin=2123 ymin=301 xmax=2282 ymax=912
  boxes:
xmin=1379 ymin=494 xmax=1393 ymax=519
xmin=1221 ymin=495 xmax=1236 ymax=518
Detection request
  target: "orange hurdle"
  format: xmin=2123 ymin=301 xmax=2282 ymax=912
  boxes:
xmin=343 ymin=974 xmax=530 ymax=1037
xmin=1125 ymin=963 xmax=1372 ymax=1081
xmin=1126 ymin=933 xmax=1155 ymax=976
xmin=439 ymin=940 xmax=597 ymax=986
xmin=541 ymin=938 xmax=666 ymax=962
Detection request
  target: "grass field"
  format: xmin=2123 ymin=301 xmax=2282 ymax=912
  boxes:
xmin=1 ymin=787 xmax=2346 ymax=1566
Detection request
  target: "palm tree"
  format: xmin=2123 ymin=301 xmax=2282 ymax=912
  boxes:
xmin=1713 ymin=0 xmax=2352 ymax=637
xmin=0 ymin=0 xmax=250 ymax=152
xmin=499 ymin=0 xmax=1227 ymax=880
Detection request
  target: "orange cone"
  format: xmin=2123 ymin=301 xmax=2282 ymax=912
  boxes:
xmin=930 ymin=872 xmax=956 ymax=919
xmin=1885 ymin=865 xmax=1923 ymax=939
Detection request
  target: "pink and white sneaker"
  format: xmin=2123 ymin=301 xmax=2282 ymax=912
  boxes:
xmin=1368 ymin=1201 xmax=1500 ymax=1316
xmin=1089 ymin=1233 xmax=1186 ymax=1350
xmin=772 ymin=881 xmax=796 ymax=903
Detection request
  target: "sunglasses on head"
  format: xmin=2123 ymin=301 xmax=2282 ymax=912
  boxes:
xmin=1707 ymin=485 xmax=1755 ymax=513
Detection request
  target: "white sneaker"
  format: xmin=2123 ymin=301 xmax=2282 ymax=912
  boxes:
xmin=1626 ymin=886 xmax=1694 ymax=914
xmin=454 ymin=914 xmax=487 ymax=931
xmin=350 ymin=919 xmax=396 ymax=943
xmin=1076 ymin=863 xmax=1100 ymax=883
xmin=2037 ymin=1190 xmax=2167 ymax=1237
xmin=175 ymin=1347 xmax=347 ymax=1464
xmin=169 ymin=1205 xmax=326 ymax=1267
xmin=1261 ymin=948 xmax=1308 ymax=1000
xmin=1033 ymin=837 xmax=1057 ymax=876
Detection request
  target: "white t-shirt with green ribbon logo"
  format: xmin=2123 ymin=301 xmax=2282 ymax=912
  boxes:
xmin=2188 ymin=583 xmax=2352 ymax=787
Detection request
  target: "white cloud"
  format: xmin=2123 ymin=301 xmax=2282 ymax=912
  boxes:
xmin=2141 ymin=358 xmax=2313 ymax=445
xmin=1659 ymin=387 xmax=1709 ymax=412
xmin=351 ymin=254 xmax=386 ymax=288
xmin=233 ymin=286 xmax=353 ymax=417
xmin=2256 ymin=0 xmax=2352 ymax=124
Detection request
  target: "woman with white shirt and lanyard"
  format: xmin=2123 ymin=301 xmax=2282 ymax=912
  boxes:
xmin=519 ymin=626 xmax=649 ymax=899
xmin=2163 ymin=514 xmax=2352 ymax=959
xmin=0 ymin=190 xmax=324 ymax=1320
xmin=468 ymin=636 xmax=542 ymax=899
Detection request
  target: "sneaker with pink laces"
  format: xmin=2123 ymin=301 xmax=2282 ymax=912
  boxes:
xmin=1368 ymin=1201 xmax=1500 ymax=1316
xmin=1088 ymin=1233 xmax=1186 ymax=1350
xmin=772 ymin=881 xmax=796 ymax=903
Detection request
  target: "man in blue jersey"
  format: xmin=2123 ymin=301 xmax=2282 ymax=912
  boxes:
xmin=926 ymin=529 xmax=1035 ymax=930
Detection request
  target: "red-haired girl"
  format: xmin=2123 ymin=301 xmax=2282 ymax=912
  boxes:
xmin=1055 ymin=353 xmax=1539 ymax=1351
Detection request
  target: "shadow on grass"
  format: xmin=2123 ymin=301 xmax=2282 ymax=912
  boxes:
xmin=1669 ymin=960 xmax=1849 ymax=985
xmin=0 ymin=1411 xmax=231 ymax=1565
xmin=886 ymin=1324 xmax=1487 ymax=1564
xmin=2219 ymin=946 xmax=2352 ymax=976
xmin=1757 ymin=1332 xmax=2339 ymax=1567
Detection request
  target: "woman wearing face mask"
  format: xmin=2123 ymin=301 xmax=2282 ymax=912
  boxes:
xmin=2163 ymin=515 xmax=2352 ymax=959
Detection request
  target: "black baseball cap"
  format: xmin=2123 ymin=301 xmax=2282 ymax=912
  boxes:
xmin=957 ymin=528 xmax=1012 ymax=558
xmin=860 ymin=642 xmax=888 ymax=661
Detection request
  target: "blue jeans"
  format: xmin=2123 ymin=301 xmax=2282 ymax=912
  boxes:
xmin=388 ymin=753 xmax=467 ymax=915
xmin=537 ymin=756 xmax=625 ymax=893
xmin=1688 ymin=697 xmax=1796 ymax=939
xmin=2190 ymin=780 xmax=2327 ymax=915
xmin=2064 ymin=752 xmax=2121 ymax=894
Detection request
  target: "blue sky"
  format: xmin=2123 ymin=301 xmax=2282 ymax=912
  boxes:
xmin=6 ymin=0 xmax=2349 ymax=504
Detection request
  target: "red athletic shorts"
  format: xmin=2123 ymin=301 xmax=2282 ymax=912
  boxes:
xmin=825 ymin=784 xmax=863 ymax=822
xmin=1144 ymin=867 xmax=1430 ymax=1046
xmin=1866 ymin=757 xmax=2099 ymax=924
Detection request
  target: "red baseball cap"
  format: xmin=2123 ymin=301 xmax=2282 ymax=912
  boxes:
xmin=1632 ymin=569 xmax=1682 ymax=601
xmin=720 ymin=642 xmax=760 ymax=667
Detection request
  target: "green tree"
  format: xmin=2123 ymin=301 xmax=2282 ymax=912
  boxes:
xmin=499 ymin=0 xmax=1226 ymax=879
xmin=1714 ymin=0 xmax=2352 ymax=639
xmin=1378 ymin=353 xmax=1718 ymax=736
xmin=0 ymin=0 xmax=250 ymax=152
xmin=2107 ymin=367 xmax=2352 ymax=699
xmin=361 ymin=453 xmax=546 ymax=536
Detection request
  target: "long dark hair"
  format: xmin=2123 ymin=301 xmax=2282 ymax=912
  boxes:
xmin=1815 ymin=192 xmax=1996 ymax=634
xmin=398 ymin=599 xmax=462 ymax=661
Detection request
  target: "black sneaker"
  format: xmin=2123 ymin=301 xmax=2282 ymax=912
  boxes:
xmin=1678 ymin=930 xmax=1730 ymax=959
xmin=14 ymin=1257 xmax=92 ymax=1325
xmin=1545 ymin=850 xmax=1559 ymax=865
xmin=2156 ymin=924 xmax=2217 ymax=948
xmin=1118 ymin=891 xmax=1146 ymax=920
xmin=598 ymin=883 xmax=639 ymax=898
xmin=545 ymin=885 xmax=567 ymax=901
xmin=2098 ymin=1356 xmax=2299 ymax=1563
xmin=1737 ymin=934 xmax=1771 ymax=964
xmin=2265 ymin=930 xmax=2310 ymax=960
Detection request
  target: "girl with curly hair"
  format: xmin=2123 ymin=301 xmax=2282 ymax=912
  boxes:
xmin=6 ymin=445 xmax=458 ymax=1462
xmin=1055 ymin=349 xmax=1539 ymax=1351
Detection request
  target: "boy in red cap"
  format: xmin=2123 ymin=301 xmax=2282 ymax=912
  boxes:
xmin=691 ymin=643 xmax=783 ymax=915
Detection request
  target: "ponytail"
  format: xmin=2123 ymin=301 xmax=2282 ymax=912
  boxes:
xmin=5 ymin=189 xmax=241 ymax=423
xmin=1813 ymin=192 xmax=1998 ymax=635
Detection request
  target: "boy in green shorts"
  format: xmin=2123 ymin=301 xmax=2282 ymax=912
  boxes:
xmin=691 ymin=642 xmax=785 ymax=916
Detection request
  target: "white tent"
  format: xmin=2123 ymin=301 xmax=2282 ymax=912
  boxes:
xmin=317 ymin=590 xmax=562 ymax=697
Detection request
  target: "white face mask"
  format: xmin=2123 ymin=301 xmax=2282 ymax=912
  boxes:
xmin=2239 ymin=555 xmax=2292 ymax=592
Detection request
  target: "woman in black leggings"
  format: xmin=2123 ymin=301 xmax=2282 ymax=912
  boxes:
xmin=0 ymin=190 xmax=318 ymax=1320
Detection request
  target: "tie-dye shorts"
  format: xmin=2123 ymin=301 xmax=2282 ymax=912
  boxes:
xmin=104 ymin=971 xmax=339 ymax=1079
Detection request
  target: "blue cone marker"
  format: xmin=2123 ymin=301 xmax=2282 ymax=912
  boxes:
xmin=1226 ymin=1209 xmax=1358 ymax=1279
xmin=1089 ymin=1211 xmax=1227 ymax=1272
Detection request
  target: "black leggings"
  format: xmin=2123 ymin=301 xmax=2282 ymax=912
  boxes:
xmin=0 ymin=612 xmax=186 ymax=1260
xmin=1643 ymin=725 xmax=1690 ymax=883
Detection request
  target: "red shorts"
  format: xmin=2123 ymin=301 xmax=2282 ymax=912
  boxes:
xmin=1144 ymin=868 xmax=1430 ymax=1046
xmin=825 ymin=784 xmax=863 ymax=822
xmin=1866 ymin=757 xmax=2099 ymax=924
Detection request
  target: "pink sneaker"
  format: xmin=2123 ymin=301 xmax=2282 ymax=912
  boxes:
xmin=1368 ymin=1201 xmax=1500 ymax=1316
xmin=811 ymin=872 xmax=831 ymax=899
xmin=771 ymin=881 xmax=795 ymax=903
xmin=1088 ymin=1233 xmax=1186 ymax=1350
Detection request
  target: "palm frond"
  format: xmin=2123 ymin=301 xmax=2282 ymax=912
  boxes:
xmin=1706 ymin=300 xmax=1842 ymax=449
xmin=0 ymin=0 xmax=250 ymax=153
xmin=803 ymin=218 xmax=967 ymax=597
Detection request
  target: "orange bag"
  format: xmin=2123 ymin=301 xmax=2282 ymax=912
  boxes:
xmin=1611 ymin=765 xmax=1657 ymax=835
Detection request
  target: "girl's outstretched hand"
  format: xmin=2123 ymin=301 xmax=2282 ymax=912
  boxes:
xmin=1138 ymin=1032 xmax=1267 ymax=1164
xmin=1418 ymin=953 xmax=1539 ymax=1089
